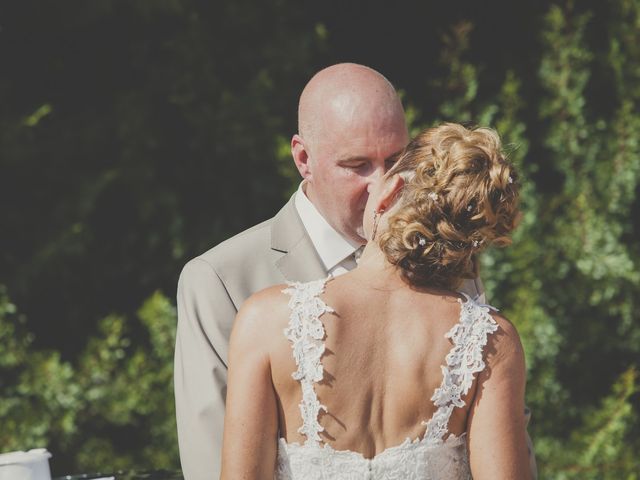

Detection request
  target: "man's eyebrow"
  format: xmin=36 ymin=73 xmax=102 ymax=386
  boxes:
xmin=336 ymin=150 xmax=404 ymax=164
xmin=385 ymin=150 xmax=403 ymax=163
xmin=336 ymin=155 xmax=369 ymax=164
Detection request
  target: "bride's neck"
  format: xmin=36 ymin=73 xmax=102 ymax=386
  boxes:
xmin=354 ymin=240 xmax=405 ymax=287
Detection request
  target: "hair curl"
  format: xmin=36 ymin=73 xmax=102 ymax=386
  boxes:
xmin=378 ymin=123 xmax=521 ymax=290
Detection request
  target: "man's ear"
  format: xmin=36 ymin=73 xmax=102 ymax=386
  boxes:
xmin=378 ymin=174 xmax=405 ymax=212
xmin=291 ymin=134 xmax=311 ymax=179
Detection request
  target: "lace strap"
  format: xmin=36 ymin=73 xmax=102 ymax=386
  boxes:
xmin=423 ymin=293 xmax=499 ymax=445
xmin=282 ymin=276 xmax=334 ymax=446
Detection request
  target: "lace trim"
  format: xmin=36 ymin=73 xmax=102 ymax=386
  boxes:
xmin=282 ymin=276 xmax=334 ymax=446
xmin=422 ymin=293 xmax=499 ymax=445
xmin=279 ymin=430 xmax=466 ymax=462
xmin=283 ymin=283 xmax=498 ymax=451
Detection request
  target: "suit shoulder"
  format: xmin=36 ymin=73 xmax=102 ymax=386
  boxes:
xmin=194 ymin=217 xmax=273 ymax=270
xmin=179 ymin=215 xmax=288 ymax=309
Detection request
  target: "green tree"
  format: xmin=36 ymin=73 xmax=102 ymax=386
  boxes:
xmin=0 ymin=0 xmax=326 ymax=356
xmin=0 ymin=286 xmax=179 ymax=475
xmin=408 ymin=2 xmax=640 ymax=476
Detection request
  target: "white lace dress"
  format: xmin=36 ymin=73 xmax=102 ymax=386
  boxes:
xmin=275 ymin=277 xmax=499 ymax=480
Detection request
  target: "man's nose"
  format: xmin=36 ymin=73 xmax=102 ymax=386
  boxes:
xmin=366 ymin=164 xmax=385 ymax=187
xmin=370 ymin=164 xmax=386 ymax=180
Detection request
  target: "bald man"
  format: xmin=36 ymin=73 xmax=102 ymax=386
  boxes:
xmin=173 ymin=64 xmax=533 ymax=479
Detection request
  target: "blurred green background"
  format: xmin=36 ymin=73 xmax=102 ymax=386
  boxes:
xmin=1 ymin=0 xmax=639 ymax=478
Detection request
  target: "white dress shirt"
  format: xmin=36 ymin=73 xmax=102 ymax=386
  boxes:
xmin=294 ymin=183 xmax=363 ymax=277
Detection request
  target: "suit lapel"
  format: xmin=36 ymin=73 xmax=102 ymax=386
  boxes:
xmin=271 ymin=194 xmax=328 ymax=282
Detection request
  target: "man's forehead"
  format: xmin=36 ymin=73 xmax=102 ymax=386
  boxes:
xmin=318 ymin=107 xmax=407 ymax=138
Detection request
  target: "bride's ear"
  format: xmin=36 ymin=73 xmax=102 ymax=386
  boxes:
xmin=378 ymin=174 xmax=405 ymax=212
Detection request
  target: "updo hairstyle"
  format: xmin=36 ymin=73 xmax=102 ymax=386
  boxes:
xmin=378 ymin=123 xmax=521 ymax=290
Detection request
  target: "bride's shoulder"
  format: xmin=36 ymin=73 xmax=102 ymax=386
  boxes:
xmin=450 ymin=294 xmax=525 ymax=370
xmin=479 ymin=307 xmax=526 ymax=374
xmin=230 ymin=284 xmax=291 ymax=351
xmin=241 ymin=283 xmax=291 ymax=311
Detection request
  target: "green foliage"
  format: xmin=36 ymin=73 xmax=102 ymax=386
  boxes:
xmin=0 ymin=0 xmax=326 ymax=355
xmin=542 ymin=368 xmax=639 ymax=479
xmin=0 ymin=288 xmax=179 ymax=474
xmin=404 ymin=2 xmax=640 ymax=476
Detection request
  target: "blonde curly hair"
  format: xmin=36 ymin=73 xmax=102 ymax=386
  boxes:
xmin=378 ymin=123 xmax=521 ymax=290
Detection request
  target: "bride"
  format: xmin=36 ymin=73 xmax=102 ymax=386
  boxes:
xmin=220 ymin=123 xmax=531 ymax=479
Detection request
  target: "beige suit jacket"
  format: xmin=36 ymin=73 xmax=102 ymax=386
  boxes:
xmin=173 ymin=194 xmax=534 ymax=480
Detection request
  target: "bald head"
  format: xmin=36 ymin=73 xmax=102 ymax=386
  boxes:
xmin=291 ymin=63 xmax=409 ymax=244
xmin=298 ymin=63 xmax=407 ymax=151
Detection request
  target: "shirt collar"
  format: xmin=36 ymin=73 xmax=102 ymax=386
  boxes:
xmin=294 ymin=182 xmax=362 ymax=271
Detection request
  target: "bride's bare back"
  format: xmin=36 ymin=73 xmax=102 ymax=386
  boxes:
xmin=270 ymin=271 xmax=474 ymax=458
xmin=221 ymin=262 xmax=529 ymax=480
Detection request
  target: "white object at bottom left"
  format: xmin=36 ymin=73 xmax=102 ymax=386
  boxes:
xmin=0 ymin=448 xmax=52 ymax=480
